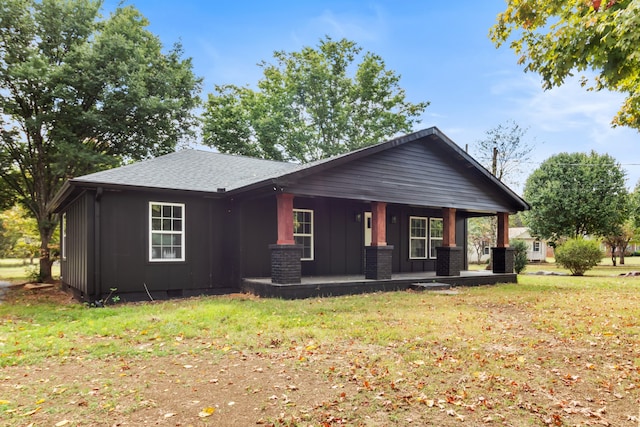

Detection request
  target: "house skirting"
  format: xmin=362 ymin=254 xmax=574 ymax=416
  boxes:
xmin=242 ymin=271 xmax=517 ymax=299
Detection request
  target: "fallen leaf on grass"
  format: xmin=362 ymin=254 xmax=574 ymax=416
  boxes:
xmin=198 ymin=407 xmax=215 ymax=417
xmin=446 ymin=409 xmax=465 ymax=421
xmin=164 ymin=413 xmax=176 ymax=418
xmin=55 ymin=420 xmax=70 ymax=427
xmin=21 ymin=407 xmax=40 ymax=416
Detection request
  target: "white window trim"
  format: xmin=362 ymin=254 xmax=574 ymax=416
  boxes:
xmin=409 ymin=216 xmax=428 ymax=259
xmin=293 ymin=208 xmax=314 ymax=261
xmin=533 ymin=241 xmax=541 ymax=252
xmin=61 ymin=213 xmax=67 ymax=260
xmin=429 ymin=218 xmax=443 ymax=259
xmin=149 ymin=202 xmax=185 ymax=262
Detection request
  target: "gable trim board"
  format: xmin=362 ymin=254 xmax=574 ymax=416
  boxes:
xmin=53 ymin=127 xmax=529 ymax=302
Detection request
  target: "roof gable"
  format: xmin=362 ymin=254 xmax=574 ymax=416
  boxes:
xmin=275 ymin=128 xmax=528 ymax=213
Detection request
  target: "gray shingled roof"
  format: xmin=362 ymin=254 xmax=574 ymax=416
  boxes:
xmin=72 ymin=149 xmax=302 ymax=193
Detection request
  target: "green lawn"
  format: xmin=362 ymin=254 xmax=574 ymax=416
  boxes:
xmin=0 ymin=260 xmax=639 ymax=425
xmin=0 ymin=258 xmax=60 ymax=283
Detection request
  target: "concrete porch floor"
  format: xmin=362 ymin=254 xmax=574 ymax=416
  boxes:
xmin=242 ymin=270 xmax=517 ymax=299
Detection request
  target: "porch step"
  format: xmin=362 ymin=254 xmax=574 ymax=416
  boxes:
xmin=409 ymin=282 xmax=451 ymax=291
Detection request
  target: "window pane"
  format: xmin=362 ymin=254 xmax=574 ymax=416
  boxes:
xmin=430 ymin=239 xmax=442 ymax=258
xmin=172 ymin=234 xmax=181 ymax=245
xmin=430 ymin=219 xmax=443 ymax=238
xmin=152 ymin=247 xmax=161 ymax=259
xmin=162 ymin=248 xmax=175 ymax=258
xmin=295 ymin=235 xmax=311 ymax=259
xmin=151 ymin=204 xmax=161 ymax=217
xmin=162 ymin=234 xmax=173 ymax=245
xmin=173 ymin=219 xmax=182 ymax=231
xmin=173 ymin=206 xmax=182 ymax=218
xmin=162 ymin=219 xmax=171 ymax=230
xmin=152 ymin=219 xmax=161 ymax=230
xmin=410 ymin=218 xmax=426 ymax=237
xmin=152 ymin=233 xmax=161 ymax=245
xmin=410 ymin=239 xmax=425 ymax=258
xmin=163 ymin=205 xmax=172 ymax=217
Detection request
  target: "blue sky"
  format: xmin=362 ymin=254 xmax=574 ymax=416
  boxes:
xmin=103 ymin=0 xmax=640 ymax=193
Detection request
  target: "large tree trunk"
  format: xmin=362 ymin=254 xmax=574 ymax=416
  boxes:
xmin=37 ymin=215 xmax=57 ymax=283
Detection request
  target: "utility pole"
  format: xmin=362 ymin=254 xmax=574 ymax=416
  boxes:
xmin=492 ymin=146 xmax=498 ymax=178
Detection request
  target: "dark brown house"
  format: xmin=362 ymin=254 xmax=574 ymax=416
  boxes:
xmin=52 ymin=127 xmax=529 ymax=302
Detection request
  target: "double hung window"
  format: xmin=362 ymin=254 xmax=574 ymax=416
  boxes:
xmin=293 ymin=209 xmax=313 ymax=260
xmin=409 ymin=216 xmax=443 ymax=259
xmin=149 ymin=202 xmax=185 ymax=261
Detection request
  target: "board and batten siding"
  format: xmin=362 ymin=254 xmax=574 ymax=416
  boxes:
xmin=282 ymin=138 xmax=517 ymax=213
xmin=61 ymin=192 xmax=93 ymax=296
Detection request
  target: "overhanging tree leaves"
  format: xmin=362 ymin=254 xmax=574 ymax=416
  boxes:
xmin=523 ymin=152 xmax=628 ymax=243
xmin=490 ymin=0 xmax=640 ymax=130
xmin=0 ymin=0 xmax=201 ymax=281
xmin=203 ymin=37 xmax=429 ymax=163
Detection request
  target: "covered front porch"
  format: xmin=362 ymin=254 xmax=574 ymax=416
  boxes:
xmin=242 ymin=269 xmax=517 ymax=299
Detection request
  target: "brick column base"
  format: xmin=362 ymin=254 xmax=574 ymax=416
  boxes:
xmin=269 ymin=244 xmax=302 ymax=284
xmin=365 ymin=246 xmax=394 ymax=280
xmin=492 ymin=247 xmax=515 ymax=274
xmin=436 ymin=246 xmax=464 ymax=276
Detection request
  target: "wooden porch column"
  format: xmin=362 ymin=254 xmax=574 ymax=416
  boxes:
xmin=271 ymin=193 xmax=301 ymax=284
xmin=442 ymin=207 xmax=456 ymax=247
xmin=371 ymin=201 xmax=387 ymax=246
xmin=365 ymin=201 xmax=393 ymax=280
xmin=276 ymin=193 xmax=295 ymax=245
xmin=492 ymin=212 xmax=514 ymax=274
xmin=496 ymin=212 xmax=509 ymax=248
xmin=436 ymin=207 xmax=463 ymax=276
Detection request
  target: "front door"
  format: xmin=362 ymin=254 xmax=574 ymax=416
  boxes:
xmin=364 ymin=212 xmax=372 ymax=246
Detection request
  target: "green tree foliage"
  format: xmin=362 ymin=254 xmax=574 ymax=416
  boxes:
xmin=555 ymin=238 xmax=603 ymax=276
xmin=473 ymin=120 xmax=535 ymax=186
xmin=510 ymin=239 xmax=529 ymax=274
xmin=632 ymin=180 xmax=640 ymax=229
xmin=603 ymin=219 xmax=636 ymax=265
xmin=203 ymin=37 xmax=428 ymax=163
xmin=523 ymin=152 xmax=628 ymax=243
xmin=0 ymin=204 xmax=41 ymax=260
xmin=0 ymin=0 xmax=201 ymax=281
xmin=490 ymin=0 xmax=640 ymax=130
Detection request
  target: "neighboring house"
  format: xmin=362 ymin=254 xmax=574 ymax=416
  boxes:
xmin=509 ymin=227 xmax=548 ymax=262
xmin=468 ymin=240 xmax=493 ymax=264
xmin=52 ymin=127 xmax=529 ymax=302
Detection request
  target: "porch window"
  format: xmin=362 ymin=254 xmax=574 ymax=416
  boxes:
xmin=429 ymin=218 xmax=443 ymax=259
xmin=410 ymin=217 xmax=444 ymax=259
xmin=149 ymin=202 xmax=185 ymax=262
xmin=409 ymin=216 xmax=427 ymax=259
xmin=294 ymin=209 xmax=313 ymax=260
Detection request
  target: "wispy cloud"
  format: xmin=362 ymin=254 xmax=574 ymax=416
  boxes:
xmin=292 ymin=4 xmax=388 ymax=45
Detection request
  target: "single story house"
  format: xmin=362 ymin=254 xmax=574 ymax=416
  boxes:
xmin=509 ymin=227 xmax=549 ymax=262
xmin=52 ymin=127 xmax=529 ymax=302
xmin=469 ymin=227 xmax=550 ymax=264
